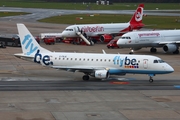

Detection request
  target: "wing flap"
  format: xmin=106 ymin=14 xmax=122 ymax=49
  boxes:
xmin=159 ymin=41 xmax=180 ymax=44
xmin=52 ymin=65 xmax=107 ymax=72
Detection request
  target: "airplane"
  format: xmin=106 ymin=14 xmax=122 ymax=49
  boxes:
xmin=117 ymin=30 xmax=180 ymax=54
xmin=14 ymin=23 xmax=174 ymax=83
xmin=61 ymin=3 xmax=145 ymax=45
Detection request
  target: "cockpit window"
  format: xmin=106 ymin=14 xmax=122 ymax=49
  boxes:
xmin=121 ymin=37 xmax=131 ymax=39
xmin=153 ymin=60 xmax=158 ymax=63
xmin=158 ymin=59 xmax=165 ymax=63
xmin=153 ymin=59 xmax=165 ymax=63
xmin=65 ymin=29 xmax=73 ymax=31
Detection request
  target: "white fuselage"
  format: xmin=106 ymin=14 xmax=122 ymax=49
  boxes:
xmin=61 ymin=23 xmax=130 ymax=37
xmin=39 ymin=33 xmax=62 ymax=39
xmin=117 ymin=30 xmax=180 ymax=48
xmin=33 ymin=52 xmax=173 ymax=75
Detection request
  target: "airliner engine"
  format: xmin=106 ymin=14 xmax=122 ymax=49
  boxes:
xmin=100 ymin=34 xmax=113 ymax=43
xmin=163 ymin=43 xmax=178 ymax=53
xmin=94 ymin=70 xmax=109 ymax=79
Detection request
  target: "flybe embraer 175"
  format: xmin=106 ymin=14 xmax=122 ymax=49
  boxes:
xmin=14 ymin=24 xmax=174 ymax=83
xmin=117 ymin=30 xmax=180 ymax=54
xmin=61 ymin=4 xmax=144 ymax=44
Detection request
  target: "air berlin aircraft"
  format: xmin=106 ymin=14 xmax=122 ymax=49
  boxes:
xmin=61 ymin=4 xmax=145 ymax=44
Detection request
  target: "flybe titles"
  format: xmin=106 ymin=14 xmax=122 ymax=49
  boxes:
xmin=113 ymin=56 xmax=139 ymax=68
xmin=22 ymin=34 xmax=38 ymax=55
xmin=81 ymin=26 xmax=104 ymax=32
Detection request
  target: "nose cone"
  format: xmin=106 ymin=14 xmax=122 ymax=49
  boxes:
xmin=116 ymin=39 xmax=122 ymax=45
xmin=166 ymin=64 xmax=174 ymax=73
xmin=61 ymin=31 xmax=67 ymax=37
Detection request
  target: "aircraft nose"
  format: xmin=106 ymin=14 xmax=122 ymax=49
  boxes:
xmin=61 ymin=31 xmax=66 ymax=37
xmin=117 ymin=39 xmax=122 ymax=45
xmin=166 ymin=64 xmax=174 ymax=73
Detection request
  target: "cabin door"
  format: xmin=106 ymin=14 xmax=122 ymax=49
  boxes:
xmin=143 ymin=59 xmax=148 ymax=69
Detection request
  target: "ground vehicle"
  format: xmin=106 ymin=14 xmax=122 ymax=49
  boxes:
xmin=62 ymin=38 xmax=89 ymax=45
xmin=43 ymin=37 xmax=55 ymax=45
xmin=107 ymin=39 xmax=119 ymax=49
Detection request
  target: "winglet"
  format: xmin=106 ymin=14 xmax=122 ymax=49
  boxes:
xmin=102 ymin=49 xmax=106 ymax=54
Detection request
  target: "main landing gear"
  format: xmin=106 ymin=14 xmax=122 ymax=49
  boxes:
xmin=150 ymin=47 xmax=157 ymax=53
xmin=129 ymin=49 xmax=134 ymax=54
xmin=82 ymin=75 xmax=90 ymax=81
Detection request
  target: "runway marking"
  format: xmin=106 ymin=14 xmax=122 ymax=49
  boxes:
xmin=109 ymin=81 xmax=129 ymax=85
xmin=174 ymin=85 xmax=180 ymax=89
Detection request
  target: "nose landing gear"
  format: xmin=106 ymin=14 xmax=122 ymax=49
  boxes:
xmin=149 ymin=77 xmax=153 ymax=83
xmin=148 ymin=74 xmax=155 ymax=83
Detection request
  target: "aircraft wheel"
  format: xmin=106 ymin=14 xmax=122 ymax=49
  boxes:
xmin=173 ymin=49 xmax=179 ymax=54
xmin=129 ymin=52 xmax=134 ymax=54
xmin=90 ymin=41 xmax=94 ymax=46
xmin=150 ymin=47 xmax=157 ymax=53
xmin=149 ymin=78 xmax=153 ymax=83
xmin=82 ymin=75 xmax=89 ymax=81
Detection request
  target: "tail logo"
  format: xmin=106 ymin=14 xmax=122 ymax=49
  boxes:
xmin=135 ymin=7 xmax=143 ymax=22
xmin=22 ymin=34 xmax=38 ymax=55
xmin=34 ymin=50 xmax=53 ymax=66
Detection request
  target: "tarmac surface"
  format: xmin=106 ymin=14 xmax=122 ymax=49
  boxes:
xmin=0 ymin=7 xmax=179 ymax=120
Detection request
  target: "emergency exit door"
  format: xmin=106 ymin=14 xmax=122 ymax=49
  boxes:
xmin=143 ymin=59 xmax=148 ymax=69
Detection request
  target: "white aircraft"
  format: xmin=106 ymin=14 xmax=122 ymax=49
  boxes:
xmin=117 ymin=30 xmax=180 ymax=54
xmin=39 ymin=33 xmax=62 ymax=40
xmin=61 ymin=4 xmax=145 ymax=45
xmin=14 ymin=24 xmax=174 ymax=83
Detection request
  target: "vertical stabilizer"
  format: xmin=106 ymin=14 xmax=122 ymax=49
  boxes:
xmin=129 ymin=4 xmax=144 ymax=24
xmin=17 ymin=23 xmax=51 ymax=56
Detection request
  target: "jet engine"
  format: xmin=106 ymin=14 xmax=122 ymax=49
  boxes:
xmin=163 ymin=43 xmax=178 ymax=53
xmin=94 ymin=70 xmax=109 ymax=79
xmin=100 ymin=34 xmax=113 ymax=43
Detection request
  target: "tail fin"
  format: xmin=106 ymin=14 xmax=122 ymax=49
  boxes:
xmin=129 ymin=3 xmax=144 ymax=24
xmin=17 ymin=23 xmax=51 ymax=56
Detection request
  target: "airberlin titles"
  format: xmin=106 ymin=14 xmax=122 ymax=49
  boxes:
xmin=81 ymin=26 xmax=104 ymax=32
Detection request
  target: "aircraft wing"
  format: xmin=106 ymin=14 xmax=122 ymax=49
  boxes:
xmin=159 ymin=41 xmax=180 ymax=44
xmin=96 ymin=32 xmax=124 ymax=36
xmin=52 ymin=65 xmax=109 ymax=72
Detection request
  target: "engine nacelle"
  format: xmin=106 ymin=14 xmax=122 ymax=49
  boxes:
xmin=163 ymin=43 xmax=178 ymax=53
xmin=94 ymin=70 xmax=109 ymax=79
xmin=100 ymin=34 xmax=113 ymax=43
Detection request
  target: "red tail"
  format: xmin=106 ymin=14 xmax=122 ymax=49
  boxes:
xmin=129 ymin=3 xmax=144 ymax=24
